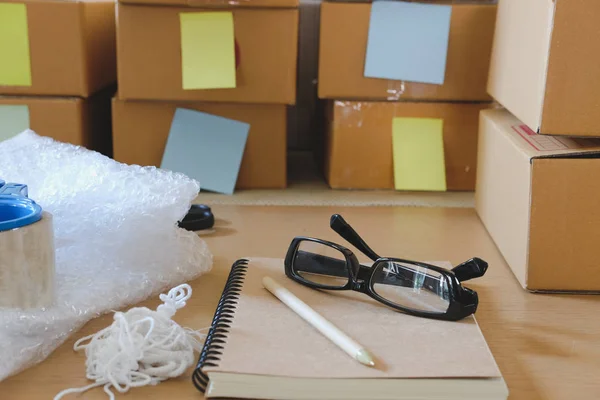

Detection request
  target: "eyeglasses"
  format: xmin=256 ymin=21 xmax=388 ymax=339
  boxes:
xmin=284 ymin=214 xmax=488 ymax=321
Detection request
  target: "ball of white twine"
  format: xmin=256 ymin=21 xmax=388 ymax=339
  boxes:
xmin=54 ymin=284 xmax=205 ymax=400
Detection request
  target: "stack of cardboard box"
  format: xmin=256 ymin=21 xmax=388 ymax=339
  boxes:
xmin=0 ymin=0 xmax=116 ymax=156
xmin=111 ymin=0 xmax=299 ymax=190
xmin=317 ymin=0 xmax=497 ymax=191
xmin=476 ymin=0 xmax=600 ymax=291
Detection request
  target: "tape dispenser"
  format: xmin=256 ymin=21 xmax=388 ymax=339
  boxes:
xmin=0 ymin=179 xmax=55 ymax=309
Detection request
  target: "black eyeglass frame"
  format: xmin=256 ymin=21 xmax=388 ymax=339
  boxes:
xmin=284 ymin=214 xmax=487 ymax=321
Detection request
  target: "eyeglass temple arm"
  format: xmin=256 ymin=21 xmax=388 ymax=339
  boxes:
xmin=451 ymin=258 xmax=488 ymax=282
xmin=330 ymin=214 xmax=380 ymax=262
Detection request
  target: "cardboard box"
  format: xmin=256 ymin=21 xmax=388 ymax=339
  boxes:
xmin=488 ymin=0 xmax=600 ymax=136
xmin=112 ymin=98 xmax=287 ymax=189
xmin=324 ymin=100 xmax=491 ymax=190
xmin=318 ymin=1 xmax=497 ymax=101
xmin=0 ymin=89 xmax=114 ymax=156
xmin=119 ymin=0 xmax=298 ymax=7
xmin=116 ymin=2 xmax=299 ymax=104
xmin=476 ymin=108 xmax=600 ymax=291
xmin=0 ymin=0 xmax=116 ymax=97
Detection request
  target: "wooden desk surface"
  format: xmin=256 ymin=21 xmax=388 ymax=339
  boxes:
xmin=2 ymin=205 xmax=600 ymax=399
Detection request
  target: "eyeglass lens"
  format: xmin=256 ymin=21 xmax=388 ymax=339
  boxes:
xmin=294 ymin=241 xmax=349 ymax=289
xmin=372 ymin=261 xmax=451 ymax=313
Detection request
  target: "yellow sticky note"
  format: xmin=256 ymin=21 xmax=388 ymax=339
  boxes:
xmin=180 ymin=12 xmax=236 ymax=90
xmin=392 ymin=117 xmax=447 ymax=191
xmin=0 ymin=3 xmax=32 ymax=86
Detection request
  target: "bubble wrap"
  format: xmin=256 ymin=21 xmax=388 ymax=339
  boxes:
xmin=0 ymin=130 xmax=213 ymax=381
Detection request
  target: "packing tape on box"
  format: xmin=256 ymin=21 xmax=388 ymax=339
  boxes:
xmin=0 ymin=182 xmax=55 ymax=309
xmin=386 ymin=81 xmax=405 ymax=101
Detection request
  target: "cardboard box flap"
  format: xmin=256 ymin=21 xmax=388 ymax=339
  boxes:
xmin=491 ymin=109 xmax=600 ymax=160
xmin=118 ymin=0 xmax=299 ymax=8
xmin=487 ymin=0 xmax=555 ymax=132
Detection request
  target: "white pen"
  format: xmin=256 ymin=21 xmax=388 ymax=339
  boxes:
xmin=262 ymin=276 xmax=376 ymax=367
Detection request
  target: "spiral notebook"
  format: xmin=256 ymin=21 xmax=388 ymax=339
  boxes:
xmin=193 ymin=258 xmax=508 ymax=400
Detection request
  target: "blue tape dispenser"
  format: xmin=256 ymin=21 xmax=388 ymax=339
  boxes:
xmin=0 ymin=179 xmax=55 ymax=309
xmin=0 ymin=179 xmax=43 ymax=232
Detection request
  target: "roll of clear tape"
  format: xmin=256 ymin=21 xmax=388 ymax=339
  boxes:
xmin=0 ymin=211 xmax=55 ymax=309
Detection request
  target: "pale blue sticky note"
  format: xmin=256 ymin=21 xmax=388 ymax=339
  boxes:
xmin=0 ymin=105 xmax=29 ymax=141
xmin=161 ymin=108 xmax=250 ymax=195
xmin=364 ymin=0 xmax=452 ymax=85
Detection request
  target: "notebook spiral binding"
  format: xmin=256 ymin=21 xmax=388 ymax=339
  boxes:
xmin=192 ymin=258 xmax=249 ymax=393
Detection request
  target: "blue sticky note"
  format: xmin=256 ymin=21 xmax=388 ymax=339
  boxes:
xmin=364 ymin=1 xmax=452 ymax=85
xmin=161 ymin=108 xmax=250 ymax=195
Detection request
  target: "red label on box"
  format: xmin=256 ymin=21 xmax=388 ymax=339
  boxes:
xmin=511 ymin=125 xmax=600 ymax=152
xmin=511 ymin=125 xmax=568 ymax=151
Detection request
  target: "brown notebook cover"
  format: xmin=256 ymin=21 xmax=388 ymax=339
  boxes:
xmin=193 ymin=258 xmax=507 ymax=398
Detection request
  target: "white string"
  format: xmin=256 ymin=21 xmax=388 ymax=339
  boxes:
xmin=54 ymin=284 xmax=206 ymax=400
